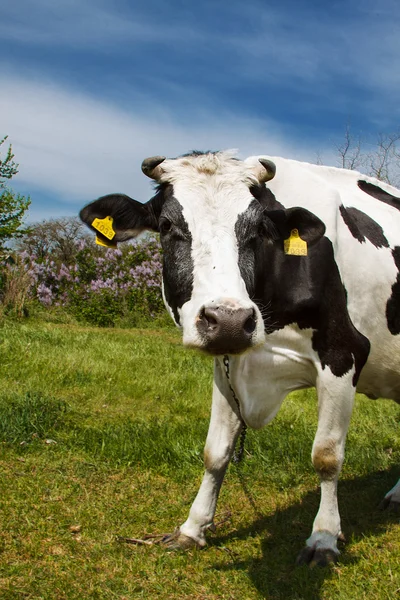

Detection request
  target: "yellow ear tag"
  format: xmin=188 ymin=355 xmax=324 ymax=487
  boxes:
xmin=284 ymin=229 xmax=307 ymax=256
xmin=95 ymin=236 xmax=117 ymax=248
xmin=91 ymin=216 xmax=115 ymax=240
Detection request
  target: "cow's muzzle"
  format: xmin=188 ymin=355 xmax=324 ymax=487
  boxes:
xmin=196 ymin=304 xmax=257 ymax=355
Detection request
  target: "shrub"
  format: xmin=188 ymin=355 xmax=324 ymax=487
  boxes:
xmin=0 ymin=254 xmax=34 ymax=317
xmin=1 ymin=236 xmax=166 ymax=327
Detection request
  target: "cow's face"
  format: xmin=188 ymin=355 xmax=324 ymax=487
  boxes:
xmin=80 ymin=152 xmax=323 ymax=355
xmin=154 ymin=155 xmax=277 ymax=354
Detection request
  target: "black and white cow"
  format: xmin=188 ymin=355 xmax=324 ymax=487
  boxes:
xmin=80 ymin=151 xmax=400 ymax=566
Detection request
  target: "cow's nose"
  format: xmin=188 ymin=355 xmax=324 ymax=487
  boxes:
xmin=201 ymin=306 xmax=257 ymax=334
xmin=197 ymin=305 xmax=257 ymax=354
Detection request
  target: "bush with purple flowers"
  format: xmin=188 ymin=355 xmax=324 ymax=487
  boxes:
xmin=1 ymin=236 xmax=166 ymax=327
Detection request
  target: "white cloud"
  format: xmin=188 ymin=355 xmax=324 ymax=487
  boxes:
xmin=1 ymin=74 xmax=336 ymax=221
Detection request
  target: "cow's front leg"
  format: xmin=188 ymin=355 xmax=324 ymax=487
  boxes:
xmin=297 ymin=369 xmax=356 ymax=566
xmin=162 ymin=357 xmax=243 ymax=550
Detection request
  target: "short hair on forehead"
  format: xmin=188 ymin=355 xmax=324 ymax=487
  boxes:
xmin=159 ymin=150 xmax=257 ymax=186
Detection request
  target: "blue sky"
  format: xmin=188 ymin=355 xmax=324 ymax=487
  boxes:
xmin=2 ymin=0 xmax=400 ymax=222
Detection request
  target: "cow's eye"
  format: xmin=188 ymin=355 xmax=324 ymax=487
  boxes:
xmin=159 ymin=218 xmax=172 ymax=234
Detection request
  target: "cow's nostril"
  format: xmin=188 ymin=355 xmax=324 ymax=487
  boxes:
xmin=206 ymin=315 xmax=218 ymax=328
xmin=200 ymin=307 xmax=219 ymax=331
xmin=243 ymin=315 xmax=256 ymax=334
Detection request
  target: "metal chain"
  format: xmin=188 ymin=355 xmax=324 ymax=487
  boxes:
xmin=223 ymin=355 xmax=247 ymax=464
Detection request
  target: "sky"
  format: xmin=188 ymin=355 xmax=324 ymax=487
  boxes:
xmin=2 ymin=0 xmax=400 ymax=222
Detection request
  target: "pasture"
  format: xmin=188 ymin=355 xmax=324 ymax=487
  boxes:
xmin=1 ymin=319 xmax=400 ymax=599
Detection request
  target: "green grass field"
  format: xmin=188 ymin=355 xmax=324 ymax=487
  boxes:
xmin=1 ymin=319 xmax=400 ymax=599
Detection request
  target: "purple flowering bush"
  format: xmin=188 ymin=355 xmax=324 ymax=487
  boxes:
xmin=5 ymin=236 xmax=166 ymax=326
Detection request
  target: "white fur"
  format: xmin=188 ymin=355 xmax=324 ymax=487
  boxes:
xmin=179 ymin=360 xmax=243 ymax=544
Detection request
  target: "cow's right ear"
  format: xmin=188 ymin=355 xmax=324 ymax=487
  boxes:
xmin=80 ymin=191 xmax=163 ymax=243
xmin=267 ymin=207 xmax=326 ymax=247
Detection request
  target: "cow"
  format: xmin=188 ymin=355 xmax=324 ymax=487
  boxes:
xmin=80 ymin=151 xmax=400 ymax=566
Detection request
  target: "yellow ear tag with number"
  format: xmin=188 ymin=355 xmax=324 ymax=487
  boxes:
xmin=92 ymin=216 xmax=115 ymax=240
xmin=95 ymin=235 xmax=117 ymax=248
xmin=284 ymin=229 xmax=307 ymax=256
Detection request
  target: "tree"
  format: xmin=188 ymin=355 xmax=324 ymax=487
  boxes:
xmin=18 ymin=217 xmax=91 ymax=264
xmin=333 ymin=126 xmax=400 ymax=187
xmin=0 ymin=136 xmax=31 ymax=251
xmin=335 ymin=125 xmax=362 ymax=171
xmin=366 ymin=131 xmax=400 ymax=185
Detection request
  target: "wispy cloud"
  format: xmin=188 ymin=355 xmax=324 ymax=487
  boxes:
xmin=3 ymin=0 xmax=400 ymax=126
xmin=2 ymin=0 xmax=400 ymax=221
xmin=0 ymin=0 xmax=203 ymax=48
xmin=223 ymin=1 xmax=400 ymax=106
xmin=1 ymin=74 xmax=334 ymax=220
xmin=4 ymin=0 xmax=400 ymax=98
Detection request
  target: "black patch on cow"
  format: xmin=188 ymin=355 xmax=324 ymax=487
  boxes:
xmin=157 ymin=184 xmax=194 ymax=325
xmin=180 ymin=150 xmax=231 ymax=159
xmin=358 ymin=180 xmax=400 ymax=211
xmin=339 ymin=205 xmax=389 ymax=248
xmin=386 ymin=247 xmax=400 ymax=335
xmin=245 ymin=207 xmax=370 ymax=385
xmin=235 ymin=199 xmax=279 ymax=295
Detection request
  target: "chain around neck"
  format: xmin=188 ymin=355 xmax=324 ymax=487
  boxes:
xmin=222 ymin=355 xmax=247 ymax=464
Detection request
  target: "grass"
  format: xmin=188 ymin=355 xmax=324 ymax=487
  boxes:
xmin=0 ymin=318 xmax=400 ymax=599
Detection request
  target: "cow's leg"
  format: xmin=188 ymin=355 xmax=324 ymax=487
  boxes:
xmin=162 ymin=358 xmax=242 ymax=549
xmin=297 ymin=369 xmax=356 ymax=566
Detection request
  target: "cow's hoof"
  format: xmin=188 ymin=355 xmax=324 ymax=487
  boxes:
xmin=380 ymin=481 xmax=400 ymax=511
xmin=296 ymin=545 xmax=339 ymax=567
xmin=296 ymin=531 xmax=340 ymax=567
xmin=160 ymin=528 xmax=202 ymax=551
xmin=379 ymin=496 xmax=400 ymax=512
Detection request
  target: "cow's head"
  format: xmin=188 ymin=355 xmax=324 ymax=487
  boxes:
xmin=80 ymin=152 xmax=325 ymax=355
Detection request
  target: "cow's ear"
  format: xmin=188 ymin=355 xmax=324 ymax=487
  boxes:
xmin=80 ymin=191 xmax=163 ymax=243
xmin=267 ymin=207 xmax=325 ymax=246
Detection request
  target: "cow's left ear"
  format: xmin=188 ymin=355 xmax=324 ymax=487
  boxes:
xmin=267 ymin=207 xmax=326 ymax=246
xmin=80 ymin=190 xmax=163 ymax=243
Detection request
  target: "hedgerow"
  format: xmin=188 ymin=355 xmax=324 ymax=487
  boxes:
xmin=0 ymin=236 xmax=165 ymax=326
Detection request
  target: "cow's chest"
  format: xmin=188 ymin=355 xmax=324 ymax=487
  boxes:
xmin=225 ymin=327 xmax=317 ymax=429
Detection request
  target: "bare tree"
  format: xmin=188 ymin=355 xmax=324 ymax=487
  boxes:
xmin=329 ymin=126 xmax=400 ymax=187
xmin=366 ymin=131 xmax=400 ymax=186
xmin=335 ymin=125 xmax=363 ymax=171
